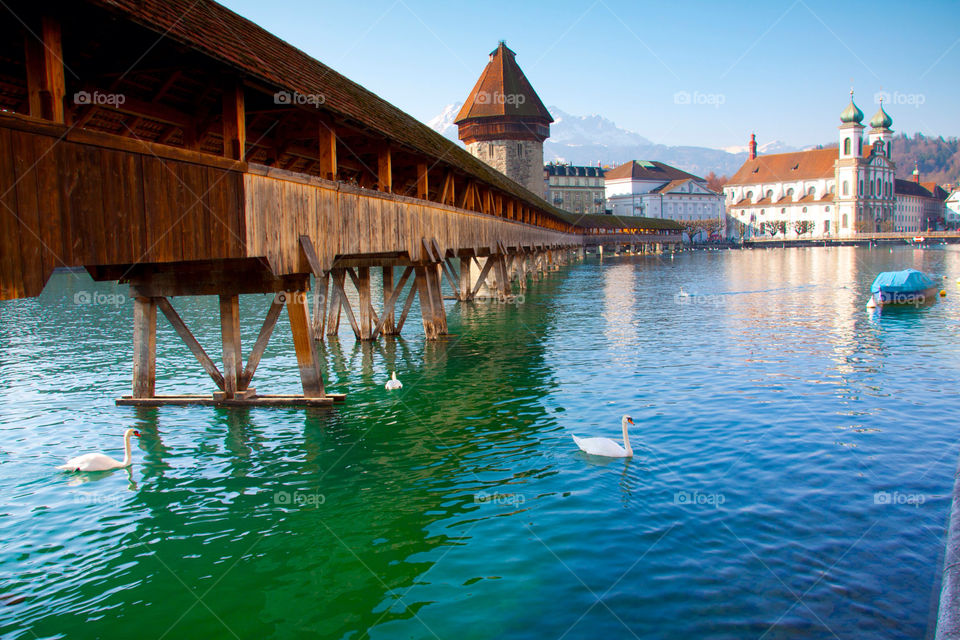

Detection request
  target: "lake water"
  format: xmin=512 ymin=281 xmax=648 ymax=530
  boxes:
xmin=1 ymin=245 xmax=959 ymax=639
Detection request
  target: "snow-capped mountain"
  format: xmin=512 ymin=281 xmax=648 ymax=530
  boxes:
xmin=722 ymin=140 xmax=797 ymax=155
xmin=426 ymin=102 xmax=463 ymax=141
xmin=545 ymin=107 xmax=651 ymax=147
xmin=425 ymin=103 xmax=803 ymax=177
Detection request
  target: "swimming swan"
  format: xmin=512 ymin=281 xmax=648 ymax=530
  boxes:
xmin=572 ymin=416 xmax=634 ymax=458
xmin=57 ymin=429 xmax=141 ymax=472
xmin=385 ymin=371 xmax=402 ymax=390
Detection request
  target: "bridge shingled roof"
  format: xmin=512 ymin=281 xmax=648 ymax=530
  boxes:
xmin=91 ymin=0 xmax=580 ymax=227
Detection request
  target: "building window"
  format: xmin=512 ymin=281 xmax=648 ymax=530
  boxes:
xmin=808 ymin=187 xmax=815 ymax=196
xmin=843 ymin=181 xmax=849 ymax=195
xmin=824 ymin=220 xmax=830 ymax=233
xmin=843 ymin=138 xmax=851 ymax=155
xmin=787 ymin=188 xmax=795 ymax=197
xmin=842 ymin=213 xmax=848 ymax=228
xmin=517 ymin=144 xmax=523 ymax=158
xmin=765 ymin=189 xmax=773 ymax=198
xmin=858 ymin=139 xmax=863 ymax=155
xmin=859 ymin=180 xmax=863 ymax=196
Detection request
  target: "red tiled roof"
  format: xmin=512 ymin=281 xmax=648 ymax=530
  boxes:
xmin=604 ymin=161 xmax=702 ymax=182
xmin=725 ymin=148 xmax=838 ymax=186
xmin=87 ymin=0 xmax=567 ymax=219
xmin=921 ymin=182 xmax=949 ymax=200
xmin=454 ymin=42 xmax=552 ymax=123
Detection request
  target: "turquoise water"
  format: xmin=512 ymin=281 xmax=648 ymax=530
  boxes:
xmin=1 ymin=246 xmax=959 ymax=639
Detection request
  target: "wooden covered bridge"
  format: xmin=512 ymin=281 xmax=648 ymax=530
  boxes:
xmin=0 ymin=0 xmax=680 ymax=407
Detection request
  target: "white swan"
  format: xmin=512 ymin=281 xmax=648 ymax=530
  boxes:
xmin=57 ymin=428 xmax=140 ymax=472
xmin=385 ymin=371 xmax=402 ymax=390
xmin=572 ymin=416 xmax=634 ymax=458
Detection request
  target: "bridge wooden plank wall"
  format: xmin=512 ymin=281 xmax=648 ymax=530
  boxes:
xmin=244 ymin=167 xmax=576 ymax=275
xmin=0 ymin=114 xmax=246 ymax=299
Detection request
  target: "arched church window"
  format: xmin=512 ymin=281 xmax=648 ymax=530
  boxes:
xmin=787 ymin=188 xmax=795 ymax=197
xmin=843 ymin=138 xmax=851 ymax=155
xmin=842 ymin=213 xmax=848 ymax=228
xmin=843 ymin=181 xmax=849 ymax=195
xmin=859 ymin=180 xmax=863 ymax=196
xmin=807 ymin=187 xmax=815 ymax=196
xmin=858 ymin=139 xmax=863 ymax=155
xmin=765 ymin=189 xmax=773 ymax=198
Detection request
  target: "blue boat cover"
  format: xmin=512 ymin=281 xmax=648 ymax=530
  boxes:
xmin=870 ymin=269 xmax=936 ymax=294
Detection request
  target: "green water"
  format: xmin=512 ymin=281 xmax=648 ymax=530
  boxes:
xmin=1 ymin=246 xmax=960 ymax=639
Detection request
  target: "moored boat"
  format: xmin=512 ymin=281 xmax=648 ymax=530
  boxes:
xmin=867 ymin=269 xmax=939 ymax=308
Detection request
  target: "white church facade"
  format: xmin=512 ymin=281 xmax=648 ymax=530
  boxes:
xmin=724 ymin=93 xmax=896 ymax=240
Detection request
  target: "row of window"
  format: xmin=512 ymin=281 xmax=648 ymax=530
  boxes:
xmin=548 ymin=177 xmax=603 ymax=187
xmin=737 ymin=205 xmax=828 ymax=216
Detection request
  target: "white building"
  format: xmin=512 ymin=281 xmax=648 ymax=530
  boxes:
xmin=604 ymin=160 xmax=724 ymax=232
xmin=946 ymin=190 xmax=960 ymax=229
xmin=894 ymin=169 xmax=927 ymax=233
xmin=724 ymin=92 xmax=897 ymax=239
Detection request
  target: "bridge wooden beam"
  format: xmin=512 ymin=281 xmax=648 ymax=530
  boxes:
xmin=417 ymin=162 xmax=429 ymax=200
xmin=318 ymin=115 xmax=337 ymax=180
xmin=242 ymin=296 xmax=284 ymax=389
xmin=156 ymin=296 xmax=225 ymax=391
xmin=23 ymin=17 xmax=65 ymax=123
xmin=440 ymin=171 xmax=455 ymax=206
xmin=378 ymin=144 xmax=392 ymax=193
xmin=374 ymin=266 xmax=412 ymax=339
xmin=222 ymin=81 xmax=246 ymax=160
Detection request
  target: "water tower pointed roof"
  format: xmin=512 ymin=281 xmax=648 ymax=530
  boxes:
xmin=454 ymin=42 xmax=553 ymax=124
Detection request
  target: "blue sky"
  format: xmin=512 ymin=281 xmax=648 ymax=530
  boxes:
xmin=219 ymin=0 xmax=959 ymax=149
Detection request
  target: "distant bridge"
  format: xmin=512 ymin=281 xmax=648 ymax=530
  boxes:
xmin=0 ymin=0 xmax=678 ymax=407
xmin=744 ymin=231 xmax=960 ymax=247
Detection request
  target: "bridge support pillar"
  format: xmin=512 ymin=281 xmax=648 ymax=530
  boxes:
xmin=494 ymin=254 xmax=512 ymax=299
xmin=458 ymin=256 xmax=473 ymax=301
xmin=219 ymin=294 xmax=243 ymax=398
xmin=287 ymin=291 xmax=325 ymax=397
xmin=381 ymin=267 xmax=397 ymax=335
xmin=326 ymin=269 xmax=345 ymax=338
xmin=116 ymin=262 xmax=342 ymax=408
xmin=132 ymin=296 xmax=157 ymax=398
xmin=357 ymin=267 xmax=373 ymax=341
xmin=311 ymin=273 xmax=328 ymax=340
xmin=414 ymin=264 xmax=447 ymax=340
